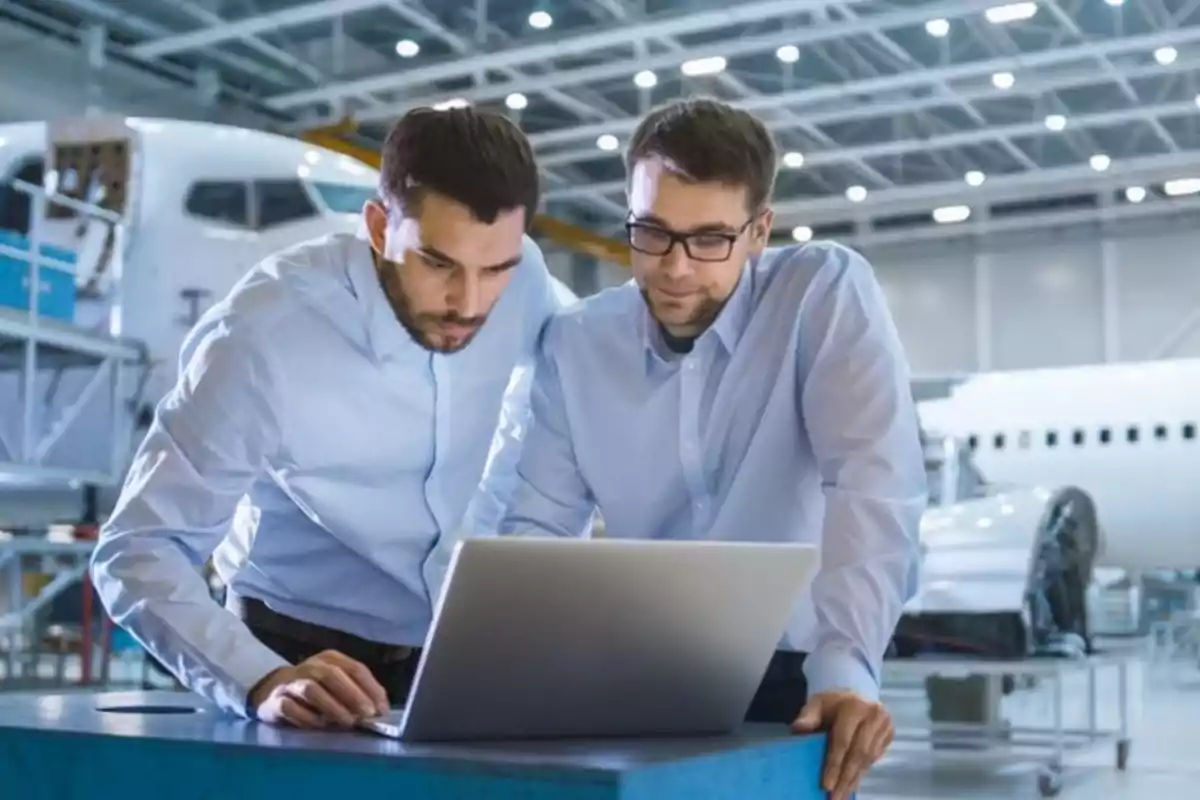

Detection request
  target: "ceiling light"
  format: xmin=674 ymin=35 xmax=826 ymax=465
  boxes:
xmin=1044 ymin=114 xmax=1067 ymax=131
xmin=782 ymin=151 xmax=805 ymax=168
xmin=1164 ymin=178 xmax=1200 ymax=196
xmin=528 ymin=10 xmax=553 ymax=29
xmin=1195 ymin=93 xmax=1200 ymax=108
xmin=395 ymin=39 xmax=419 ymax=58
xmin=1155 ymin=46 xmax=1178 ymax=66
xmin=596 ymin=134 xmax=619 ymax=151
xmin=776 ymin=45 xmax=800 ymax=63
xmin=505 ymin=92 xmax=528 ymax=111
xmin=1124 ymin=186 xmax=1146 ymax=203
xmin=433 ymin=98 xmax=469 ymax=110
xmin=1105 ymin=0 xmax=1124 ymax=6
xmin=925 ymin=19 xmax=950 ymax=38
xmin=965 ymin=170 xmax=987 ymax=187
xmin=681 ymin=56 xmax=727 ymax=76
xmin=933 ymin=205 xmax=971 ymax=224
xmin=846 ymin=185 xmax=867 ymax=203
xmin=1090 ymin=153 xmax=1112 ymax=171
xmin=986 ymin=3 xmax=1038 ymax=24
xmin=633 ymin=70 xmax=657 ymax=89
xmin=991 ymin=71 xmax=1015 ymax=90
xmin=792 ymin=225 xmax=813 ymax=243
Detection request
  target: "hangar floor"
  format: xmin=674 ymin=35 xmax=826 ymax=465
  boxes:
xmin=862 ymin=656 xmax=1199 ymax=799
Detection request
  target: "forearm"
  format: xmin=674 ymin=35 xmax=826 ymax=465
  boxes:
xmin=804 ymin=488 xmax=923 ymax=701
xmin=91 ymin=531 xmax=289 ymax=717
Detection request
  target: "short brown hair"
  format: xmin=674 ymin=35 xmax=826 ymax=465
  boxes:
xmin=380 ymin=106 xmax=539 ymax=228
xmin=625 ymin=98 xmax=777 ymax=213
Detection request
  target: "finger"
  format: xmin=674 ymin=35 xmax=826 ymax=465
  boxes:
xmin=823 ymin=708 xmax=868 ymax=793
xmin=791 ymin=699 xmax=824 ymax=732
xmin=311 ymin=663 xmax=378 ymax=719
xmin=279 ymin=696 xmax=323 ymax=729
xmin=869 ymin=720 xmax=895 ymax=761
xmin=290 ymin=678 xmax=358 ymax=728
xmin=322 ymin=651 xmax=390 ymax=714
xmin=834 ymin=714 xmax=887 ymax=800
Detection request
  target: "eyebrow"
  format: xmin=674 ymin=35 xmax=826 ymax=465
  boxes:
xmin=632 ymin=214 xmax=738 ymax=235
xmin=419 ymin=246 xmax=523 ymax=271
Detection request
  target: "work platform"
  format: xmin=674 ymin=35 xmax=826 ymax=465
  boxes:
xmin=0 ymin=690 xmax=836 ymax=800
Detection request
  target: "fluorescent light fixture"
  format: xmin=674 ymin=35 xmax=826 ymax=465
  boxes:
xmin=1164 ymin=178 xmax=1200 ymax=196
xmin=846 ymin=185 xmax=867 ymax=203
xmin=1155 ymin=46 xmax=1178 ymax=65
xmin=395 ymin=39 xmax=419 ymax=58
xmin=1090 ymin=153 xmax=1112 ymax=171
xmin=925 ymin=19 xmax=950 ymax=37
xmin=596 ymin=134 xmax=619 ymax=151
xmin=1044 ymin=114 xmax=1067 ymax=131
xmin=633 ymin=70 xmax=657 ymax=89
xmin=792 ymin=225 xmax=813 ymax=242
xmin=681 ymin=56 xmax=727 ymax=76
xmin=965 ymin=170 xmax=986 ymax=187
xmin=1124 ymin=186 xmax=1146 ymax=203
xmin=433 ymin=98 xmax=469 ymax=110
xmin=528 ymin=11 xmax=553 ymax=29
xmin=933 ymin=205 xmax=971 ymax=224
xmin=986 ymin=3 xmax=1038 ymax=24
xmin=505 ymin=92 xmax=528 ymax=111
xmin=776 ymin=45 xmax=800 ymax=63
xmin=1105 ymin=0 xmax=1124 ymax=6
xmin=782 ymin=151 xmax=805 ymax=168
xmin=1195 ymin=93 xmax=1200 ymax=108
xmin=991 ymin=71 xmax=1015 ymax=89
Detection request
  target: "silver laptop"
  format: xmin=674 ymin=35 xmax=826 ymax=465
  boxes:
xmin=362 ymin=536 xmax=818 ymax=742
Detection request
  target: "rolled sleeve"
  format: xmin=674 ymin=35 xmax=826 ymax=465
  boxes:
xmin=795 ymin=245 xmax=927 ymax=700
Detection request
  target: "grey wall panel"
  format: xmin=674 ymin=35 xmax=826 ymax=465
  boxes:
xmin=1112 ymin=226 xmax=1200 ymax=361
xmin=865 ymin=243 xmax=979 ymax=375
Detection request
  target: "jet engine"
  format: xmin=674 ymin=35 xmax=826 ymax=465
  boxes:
xmin=891 ymin=485 xmax=1100 ymax=660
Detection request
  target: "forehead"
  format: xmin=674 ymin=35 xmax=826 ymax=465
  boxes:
xmin=628 ymin=158 xmax=750 ymax=229
xmin=395 ymin=191 xmax=526 ymax=266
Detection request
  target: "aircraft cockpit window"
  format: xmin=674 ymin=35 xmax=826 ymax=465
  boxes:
xmin=1184 ymin=423 xmax=1196 ymax=441
xmin=1126 ymin=426 xmax=1139 ymax=444
xmin=254 ymin=179 xmax=317 ymax=228
xmin=309 ymin=181 xmax=375 ymax=214
xmin=185 ymin=181 xmax=249 ymax=226
xmin=1098 ymin=427 xmax=1112 ymax=445
xmin=1154 ymin=424 xmax=1168 ymax=441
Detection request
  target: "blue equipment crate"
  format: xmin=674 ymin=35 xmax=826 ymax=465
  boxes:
xmin=0 ymin=227 xmax=77 ymax=322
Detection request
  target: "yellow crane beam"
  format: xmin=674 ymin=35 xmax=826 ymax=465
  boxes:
xmin=299 ymin=125 xmax=631 ymax=268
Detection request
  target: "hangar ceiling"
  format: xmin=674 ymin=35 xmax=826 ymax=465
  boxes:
xmin=5 ymin=0 xmax=1200 ymax=246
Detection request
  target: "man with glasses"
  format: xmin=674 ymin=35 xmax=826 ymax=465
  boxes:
xmin=465 ymin=98 xmax=926 ymax=800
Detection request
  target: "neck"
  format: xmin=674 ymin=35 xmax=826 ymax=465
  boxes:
xmin=659 ymin=324 xmax=697 ymax=354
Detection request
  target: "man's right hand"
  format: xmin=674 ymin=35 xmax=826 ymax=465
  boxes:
xmin=248 ymin=650 xmax=390 ymax=729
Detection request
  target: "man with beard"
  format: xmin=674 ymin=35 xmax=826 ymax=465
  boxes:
xmin=470 ymin=98 xmax=926 ymax=800
xmin=90 ymin=106 xmax=570 ymax=729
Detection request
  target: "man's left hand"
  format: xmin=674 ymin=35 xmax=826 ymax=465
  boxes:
xmin=791 ymin=690 xmax=893 ymax=800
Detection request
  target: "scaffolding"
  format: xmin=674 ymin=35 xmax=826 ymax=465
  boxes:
xmin=0 ymin=178 xmax=147 ymax=488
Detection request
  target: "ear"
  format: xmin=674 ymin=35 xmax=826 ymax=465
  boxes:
xmin=749 ymin=208 xmax=774 ymax=253
xmin=363 ymin=199 xmax=389 ymax=254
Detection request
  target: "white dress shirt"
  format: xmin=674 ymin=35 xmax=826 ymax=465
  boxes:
xmin=90 ymin=231 xmax=566 ymax=716
xmin=472 ymin=241 xmax=928 ymax=700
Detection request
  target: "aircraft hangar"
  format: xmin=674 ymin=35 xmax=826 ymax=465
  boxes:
xmin=0 ymin=1 xmax=1198 ymax=798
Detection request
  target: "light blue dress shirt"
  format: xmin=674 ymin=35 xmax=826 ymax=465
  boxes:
xmin=90 ymin=231 xmax=567 ymax=717
xmin=475 ymin=241 xmax=927 ymax=701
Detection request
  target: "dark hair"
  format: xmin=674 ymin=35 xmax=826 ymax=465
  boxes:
xmin=625 ymin=98 xmax=777 ymax=213
xmin=380 ymin=106 xmax=539 ymax=229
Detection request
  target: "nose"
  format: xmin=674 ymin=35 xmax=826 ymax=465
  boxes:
xmin=657 ymin=241 xmax=692 ymax=280
xmin=446 ymin=269 xmax=482 ymax=319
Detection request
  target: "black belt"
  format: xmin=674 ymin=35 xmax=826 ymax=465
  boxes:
xmin=228 ymin=593 xmax=418 ymax=665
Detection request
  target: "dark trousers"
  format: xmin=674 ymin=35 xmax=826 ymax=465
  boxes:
xmin=231 ymin=595 xmax=421 ymax=709
xmin=745 ymin=650 xmax=809 ymax=723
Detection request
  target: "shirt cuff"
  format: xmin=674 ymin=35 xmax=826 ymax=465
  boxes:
xmin=803 ymin=646 xmax=880 ymax=702
xmin=211 ymin=643 xmax=291 ymax=719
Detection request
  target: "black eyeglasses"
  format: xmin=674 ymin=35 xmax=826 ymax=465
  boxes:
xmin=624 ymin=216 xmax=755 ymax=262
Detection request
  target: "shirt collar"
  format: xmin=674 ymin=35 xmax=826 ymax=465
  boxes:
xmin=638 ymin=260 xmax=754 ymax=368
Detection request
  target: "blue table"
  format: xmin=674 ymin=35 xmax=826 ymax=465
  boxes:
xmin=0 ymin=690 xmax=837 ymax=799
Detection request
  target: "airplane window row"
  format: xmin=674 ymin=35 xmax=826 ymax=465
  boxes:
xmin=968 ymin=422 xmax=1197 ymax=452
xmin=185 ymin=179 xmax=318 ymax=230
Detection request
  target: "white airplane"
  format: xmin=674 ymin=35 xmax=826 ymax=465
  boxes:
xmin=916 ymin=358 xmax=1200 ymax=574
xmin=0 ymin=116 xmax=571 ymax=501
